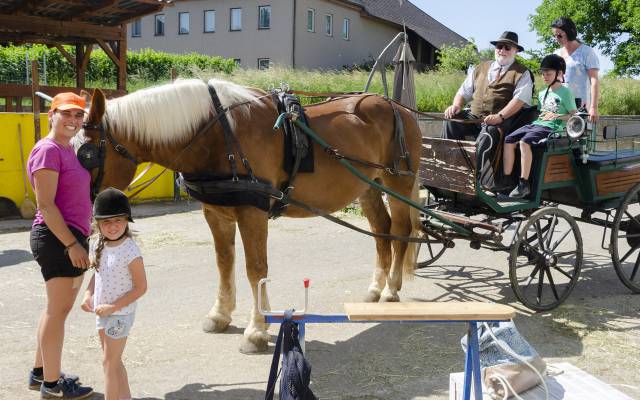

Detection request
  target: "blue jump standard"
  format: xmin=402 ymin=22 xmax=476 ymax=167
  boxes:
xmin=265 ymin=314 xmax=502 ymax=400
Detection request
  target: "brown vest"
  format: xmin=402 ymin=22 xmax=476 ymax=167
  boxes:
xmin=470 ymin=60 xmax=528 ymax=117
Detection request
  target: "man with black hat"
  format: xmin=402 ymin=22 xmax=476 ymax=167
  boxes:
xmin=442 ymin=31 xmax=535 ymax=190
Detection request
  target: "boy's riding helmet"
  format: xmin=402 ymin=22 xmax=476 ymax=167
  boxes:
xmin=540 ymin=54 xmax=566 ymax=74
xmin=551 ymin=17 xmax=578 ymax=41
xmin=93 ymin=187 xmax=133 ymax=222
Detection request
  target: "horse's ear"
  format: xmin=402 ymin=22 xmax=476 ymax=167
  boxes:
xmin=88 ymin=88 xmax=106 ymax=123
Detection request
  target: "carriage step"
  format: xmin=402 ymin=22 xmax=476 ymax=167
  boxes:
xmin=427 ymin=210 xmax=502 ymax=233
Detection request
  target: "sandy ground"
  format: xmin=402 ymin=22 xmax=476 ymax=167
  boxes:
xmin=1 ymin=201 xmax=639 ymax=399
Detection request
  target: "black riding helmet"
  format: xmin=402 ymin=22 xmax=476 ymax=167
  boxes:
xmin=93 ymin=187 xmax=133 ymax=222
xmin=540 ymin=54 xmax=566 ymax=74
xmin=539 ymin=54 xmax=567 ymax=104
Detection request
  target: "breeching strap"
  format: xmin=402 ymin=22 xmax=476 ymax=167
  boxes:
xmin=273 ymin=113 xmax=471 ymax=235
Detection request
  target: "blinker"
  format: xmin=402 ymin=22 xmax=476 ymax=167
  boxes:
xmin=77 ymin=142 xmax=100 ymax=170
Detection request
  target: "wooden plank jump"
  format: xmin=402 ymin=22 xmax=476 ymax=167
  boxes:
xmin=344 ymin=302 xmax=516 ymax=321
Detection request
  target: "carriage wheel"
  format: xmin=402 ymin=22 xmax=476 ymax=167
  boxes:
xmin=509 ymin=207 xmax=582 ymax=311
xmin=416 ymin=188 xmax=448 ymax=269
xmin=611 ymin=182 xmax=640 ymax=293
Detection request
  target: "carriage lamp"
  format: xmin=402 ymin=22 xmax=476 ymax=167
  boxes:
xmin=566 ymin=113 xmax=587 ymax=140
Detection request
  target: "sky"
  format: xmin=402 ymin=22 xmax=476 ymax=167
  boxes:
xmin=411 ymin=0 xmax=614 ymax=74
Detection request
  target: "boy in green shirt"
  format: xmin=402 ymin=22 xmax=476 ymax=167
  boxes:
xmin=502 ymin=54 xmax=577 ymax=198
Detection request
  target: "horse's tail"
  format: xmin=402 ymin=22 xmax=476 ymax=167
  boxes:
xmin=403 ymin=170 xmax=422 ymax=279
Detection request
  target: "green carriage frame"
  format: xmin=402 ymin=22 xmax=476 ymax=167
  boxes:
xmin=419 ymin=118 xmax=640 ymax=311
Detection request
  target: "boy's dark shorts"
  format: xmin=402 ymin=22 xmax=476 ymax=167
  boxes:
xmin=30 ymin=224 xmax=89 ymax=281
xmin=504 ymin=124 xmax=553 ymax=145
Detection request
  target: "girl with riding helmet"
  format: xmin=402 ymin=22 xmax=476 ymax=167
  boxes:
xmin=501 ymin=54 xmax=577 ymax=199
xmin=80 ymin=188 xmax=147 ymax=400
xmin=27 ymin=92 xmax=94 ymax=399
xmin=552 ymin=16 xmax=600 ymax=122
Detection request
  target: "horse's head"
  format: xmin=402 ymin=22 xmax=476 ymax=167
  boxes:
xmin=79 ymin=89 xmax=138 ymax=199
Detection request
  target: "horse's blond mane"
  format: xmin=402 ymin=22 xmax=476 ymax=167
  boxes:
xmin=104 ymin=78 xmax=261 ymax=146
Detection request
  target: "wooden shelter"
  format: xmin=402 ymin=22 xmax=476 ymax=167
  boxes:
xmin=0 ymin=0 xmax=173 ymax=115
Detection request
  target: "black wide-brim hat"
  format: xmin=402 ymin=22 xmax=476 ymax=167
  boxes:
xmin=490 ymin=31 xmax=525 ymax=52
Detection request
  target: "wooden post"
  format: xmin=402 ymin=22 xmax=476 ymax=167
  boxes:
xmin=117 ymin=36 xmax=127 ymax=91
xmin=31 ymin=60 xmax=41 ymax=141
xmin=75 ymin=44 xmax=85 ymax=89
xmin=170 ymin=67 xmax=180 ymax=202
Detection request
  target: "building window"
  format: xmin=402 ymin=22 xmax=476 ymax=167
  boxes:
xmin=233 ymin=58 xmax=242 ymax=66
xmin=342 ymin=18 xmax=350 ymax=40
xmin=204 ymin=10 xmax=215 ymax=32
xmin=324 ymin=14 xmax=332 ymax=36
xmin=258 ymin=5 xmax=271 ymax=29
xmin=131 ymin=19 xmax=141 ymax=37
xmin=307 ymin=9 xmax=315 ymax=32
xmin=230 ymin=8 xmax=242 ymax=31
xmin=258 ymin=58 xmax=270 ymax=70
xmin=179 ymin=12 xmax=190 ymax=34
xmin=155 ymin=14 xmax=165 ymax=36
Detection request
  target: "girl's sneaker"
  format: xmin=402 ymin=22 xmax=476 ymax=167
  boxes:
xmin=40 ymin=377 xmax=93 ymax=399
xmin=29 ymin=371 xmax=80 ymax=390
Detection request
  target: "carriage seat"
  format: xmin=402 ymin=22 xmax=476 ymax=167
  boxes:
xmin=584 ymin=150 xmax=640 ymax=166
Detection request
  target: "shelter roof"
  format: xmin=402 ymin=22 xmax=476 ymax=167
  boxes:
xmin=348 ymin=0 xmax=468 ymax=49
xmin=0 ymin=0 xmax=173 ymax=45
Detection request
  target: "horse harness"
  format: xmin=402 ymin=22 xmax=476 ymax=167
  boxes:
xmin=78 ymin=84 xmax=426 ymax=243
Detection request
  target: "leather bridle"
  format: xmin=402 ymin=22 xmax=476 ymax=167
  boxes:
xmin=80 ymin=120 xmax=138 ymax=200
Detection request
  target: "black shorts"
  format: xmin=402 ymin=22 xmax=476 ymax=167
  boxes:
xmin=30 ymin=224 xmax=89 ymax=281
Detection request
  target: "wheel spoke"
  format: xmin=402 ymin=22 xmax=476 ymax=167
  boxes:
xmin=426 ymin=240 xmax=435 ymax=258
xmin=536 ymin=263 xmax=545 ymax=305
xmin=631 ymin=253 xmax=640 ymax=282
xmin=620 ymin=243 xmax=640 ymax=263
xmin=552 ymin=265 xmax=575 ymax=280
xmin=554 ymin=250 xmax=577 ymax=258
xmin=550 ymin=229 xmax=572 ymax=251
xmin=545 ymin=215 xmax=558 ymax=248
xmin=534 ymin=221 xmax=546 ymax=251
xmin=544 ymin=267 xmax=560 ymax=300
xmin=624 ymin=210 xmax=640 ymax=228
xmin=617 ymin=233 xmax=640 ymax=239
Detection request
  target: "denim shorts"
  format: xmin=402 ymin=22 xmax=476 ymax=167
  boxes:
xmin=97 ymin=313 xmax=136 ymax=339
xmin=30 ymin=224 xmax=89 ymax=281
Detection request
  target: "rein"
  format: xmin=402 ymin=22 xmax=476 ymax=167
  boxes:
xmin=288 ymin=89 xmax=484 ymax=125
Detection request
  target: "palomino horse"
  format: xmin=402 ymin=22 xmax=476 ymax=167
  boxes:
xmin=81 ymin=78 xmax=423 ymax=353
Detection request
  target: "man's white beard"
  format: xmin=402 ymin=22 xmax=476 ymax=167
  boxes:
xmin=496 ymin=54 xmax=515 ymax=66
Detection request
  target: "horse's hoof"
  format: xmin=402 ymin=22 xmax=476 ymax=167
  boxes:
xmin=382 ymin=293 xmax=400 ymax=302
xmin=239 ymin=334 xmax=269 ymax=354
xmin=363 ymin=291 xmax=381 ymax=303
xmin=202 ymin=316 xmax=230 ymax=333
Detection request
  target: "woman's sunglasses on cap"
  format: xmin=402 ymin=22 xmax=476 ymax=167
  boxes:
xmin=495 ymin=43 xmax=513 ymax=51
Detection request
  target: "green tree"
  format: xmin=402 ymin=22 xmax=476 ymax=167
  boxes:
xmin=529 ymin=0 xmax=640 ymax=76
xmin=436 ymin=40 xmax=479 ymax=72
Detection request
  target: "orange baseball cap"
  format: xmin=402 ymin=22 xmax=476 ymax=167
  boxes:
xmin=50 ymin=92 xmax=86 ymax=112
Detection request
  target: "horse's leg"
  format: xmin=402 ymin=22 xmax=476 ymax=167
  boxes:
xmin=201 ymin=205 xmax=237 ymax=333
xmin=359 ymin=186 xmax=392 ymax=302
xmin=236 ymin=207 xmax=270 ymax=353
xmin=382 ymin=176 xmax=421 ymax=302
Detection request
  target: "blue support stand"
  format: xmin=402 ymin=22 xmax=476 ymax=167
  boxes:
xmin=265 ymin=314 xmax=492 ymax=400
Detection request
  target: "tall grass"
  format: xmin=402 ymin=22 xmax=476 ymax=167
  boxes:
xmin=198 ymin=66 xmax=640 ymax=115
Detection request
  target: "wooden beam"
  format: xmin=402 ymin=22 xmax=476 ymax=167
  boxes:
xmin=0 ymin=14 xmax=126 ymax=41
xmin=96 ymin=38 xmax=119 ymax=65
xmin=0 ymin=83 xmax=125 ymax=99
xmin=54 ymin=44 xmax=76 ymax=65
xmin=75 ymin=45 xmax=86 ymax=88
xmin=73 ymin=0 xmax=118 ymax=20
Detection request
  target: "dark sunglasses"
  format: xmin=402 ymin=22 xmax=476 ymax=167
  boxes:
xmin=495 ymin=43 xmax=513 ymax=51
xmin=554 ymin=33 xmax=565 ymax=39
